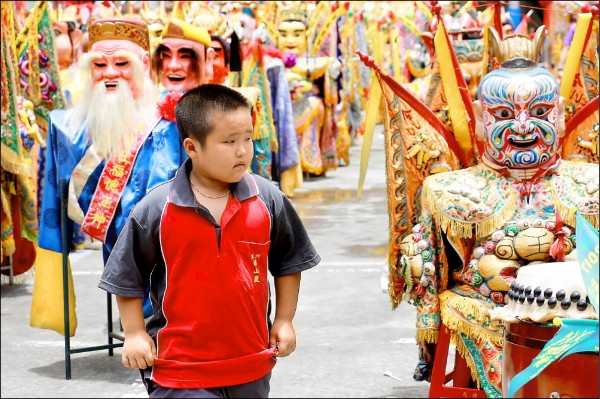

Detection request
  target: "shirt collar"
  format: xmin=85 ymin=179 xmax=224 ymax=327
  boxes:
xmin=169 ymin=158 xmax=259 ymax=207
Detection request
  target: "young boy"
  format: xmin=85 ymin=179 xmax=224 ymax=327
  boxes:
xmin=98 ymin=84 xmax=321 ymax=398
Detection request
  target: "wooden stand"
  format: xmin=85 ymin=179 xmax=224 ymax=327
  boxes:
xmin=428 ymin=324 xmax=487 ymax=398
xmin=59 ymin=177 xmax=124 ymax=379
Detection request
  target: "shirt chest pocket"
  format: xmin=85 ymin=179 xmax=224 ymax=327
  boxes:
xmin=237 ymin=241 xmax=270 ymax=294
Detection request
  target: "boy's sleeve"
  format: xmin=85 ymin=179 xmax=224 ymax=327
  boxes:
xmin=268 ymin=194 xmax=321 ymax=277
xmin=98 ymin=213 xmax=156 ymax=297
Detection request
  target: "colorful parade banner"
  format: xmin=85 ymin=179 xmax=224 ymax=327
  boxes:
xmin=17 ymin=1 xmax=66 ymax=133
xmin=507 ymin=211 xmax=600 ymax=397
xmin=1 ymin=1 xmax=26 ymax=177
xmin=357 ymin=50 xmax=465 ymax=307
xmin=507 ymin=319 xmax=599 ymax=398
xmin=576 ymin=211 xmax=599 ymax=314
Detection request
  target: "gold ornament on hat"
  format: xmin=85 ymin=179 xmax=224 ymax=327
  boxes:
xmin=488 ymin=25 xmax=545 ymax=65
xmin=88 ymin=19 xmax=150 ymax=52
xmin=161 ymin=18 xmax=211 ymax=47
xmin=279 ymin=2 xmax=308 ymax=26
xmin=186 ymin=3 xmax=226 ymax=36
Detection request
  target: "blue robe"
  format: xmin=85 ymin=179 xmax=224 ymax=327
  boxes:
xmin=266 ymin=58 xmax=299 ymax=174
xmin=39 ymin=110 xmax=187 ymax=261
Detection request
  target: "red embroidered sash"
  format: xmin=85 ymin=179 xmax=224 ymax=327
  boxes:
xmin=81 ymin=122 xmax=154 ymax=242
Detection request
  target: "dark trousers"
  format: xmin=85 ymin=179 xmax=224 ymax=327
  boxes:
xmin=144 ymin=372 xmax=271 ymax=398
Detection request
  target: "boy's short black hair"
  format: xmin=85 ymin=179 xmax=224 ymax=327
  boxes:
xmin=175 ymin=83 xmax=252 ymax=146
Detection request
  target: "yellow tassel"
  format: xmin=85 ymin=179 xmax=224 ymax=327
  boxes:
xmin=416 ymin=329 xmax=439 ymax=345
xmin=439 ymin=291 xmax=505 ymax=347
xmin=425 ymin=183 xmax=517 ymax=239
xmin=552 ymin=183 xmax=599 ymax=230
xmin=0 ymin=145 xmax=34 ymax=178
xmin=475 ymin=191 xmax=517 ymax=238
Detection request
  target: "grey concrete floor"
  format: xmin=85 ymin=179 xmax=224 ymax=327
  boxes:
xmin=1 ymin=125 xmax=432 ymax=398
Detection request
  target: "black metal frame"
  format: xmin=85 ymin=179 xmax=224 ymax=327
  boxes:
xmin=59 ymin=177 xmax=124 ymax=379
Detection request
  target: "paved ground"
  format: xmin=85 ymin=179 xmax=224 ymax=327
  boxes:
xmin=1 ymin=126 xmax=436 ymax=398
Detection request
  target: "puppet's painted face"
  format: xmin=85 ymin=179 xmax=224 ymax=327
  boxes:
xmin=54 ymin=21 xmax=76 ymax=69
xmin=277 ymin=20 xmax=308 ymax=56
xmin=90 ymin=40 xmax=148 ymax=99
xmin=157 ymin=38 xmax=207 ymax=92
xmin=453 ymin=39 xmax=483 ymax=100
xmin=209 ymin=39 xmax=228 ymax=85
xmin=479 ymin=68 xmax=562 ymax=169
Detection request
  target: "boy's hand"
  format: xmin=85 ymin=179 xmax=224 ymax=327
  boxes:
xmin=269 ymin=319 xmax=296 ymax=357
xmin=122 ymin=330 xmax=157 ymax=369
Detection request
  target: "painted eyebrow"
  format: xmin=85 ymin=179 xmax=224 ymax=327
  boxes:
xmin=529 ymin=78 xmax=556 ymax=107
xmin=177 ymin=48 xmax=196 ymax=56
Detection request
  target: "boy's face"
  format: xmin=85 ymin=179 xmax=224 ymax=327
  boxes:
xmin=188 ymin=108 xmax=254 ymax=183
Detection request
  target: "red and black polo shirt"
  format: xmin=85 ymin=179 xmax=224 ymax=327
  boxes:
xmin=99 ymin=159 xmax=320 ymax=389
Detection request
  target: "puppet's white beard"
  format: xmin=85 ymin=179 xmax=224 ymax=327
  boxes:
xmin=66 ymin=78 xmax=157 ymax=160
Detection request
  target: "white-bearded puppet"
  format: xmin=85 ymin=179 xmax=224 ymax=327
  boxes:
xmin=33 ymin=19 xmax=189 ymax=335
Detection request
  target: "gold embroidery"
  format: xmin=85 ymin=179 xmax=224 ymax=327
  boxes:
xmin=90 ymin=212 xmax=107 ymax=228
xmin=251 ymin=254 xmax=261 ymax=283
xmin=110 ymin=164 xmax=126 ymax=178
xmin=98 ymin=195 xmax=112 ymax=209
xmin=104 ymin=178 xmax=120 ymax=193
xmin=118 ymin=152 xmax=131 ymax=164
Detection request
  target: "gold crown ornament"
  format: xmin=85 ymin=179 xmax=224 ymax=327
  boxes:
xmin=186 ymin=3 xmax=226 ymax=36
xmin=88 ymin=18 xmax=150 ymax=52
xmin=488 ymin=25 xmax=545 ymax=66
xmin=161 ymin=18 xmax=211 ymax=47
xmin=279 ymin=2 xmax=308 ymax=25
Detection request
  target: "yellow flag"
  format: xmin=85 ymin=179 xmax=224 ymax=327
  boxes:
xmin=357 ymin=70 xmax=382 ymax=201
xmin=434 ymin=18 xmax=475 ymax=161
xmin=560 ymin=13 xmax=594 ymax=108
xmin=30 ymin=246 xmax=77 ymax=337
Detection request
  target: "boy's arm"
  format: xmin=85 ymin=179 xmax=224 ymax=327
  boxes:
xmin=117 ymin=296 xmax=156 ymax=369
xmin=270 ymin=272 xmax=301 ymax=357
xmin=99 ymin=204 xmax=162 ymax=369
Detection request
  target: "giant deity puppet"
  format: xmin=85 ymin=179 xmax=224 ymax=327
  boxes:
xmin=359 ymin=8 xmax=599 ymax=398
xmin=2 ymin=1 xmax=66 ymax=282
xmin=31 ymin=18 xmax=189 ymax=335
xmin=274 ymin=1 xmax=345 ymax=177
xmin=152 ymin=17 xmax=214 ymax=95
xmin=214 ymin=1 xmax=303 ymax=197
